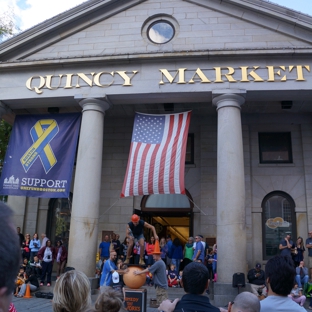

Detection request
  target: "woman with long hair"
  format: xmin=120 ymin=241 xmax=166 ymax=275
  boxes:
xmin=22 ymin=233 xmax=31 ymax=260
xmin=56 ymin=240 xmax=68 ymax=278
xmin=38 ymin=239 xmax=56 ymax=286
xmin=293 ymin=236 xmax=305 ymax=267
xmin=145 ymin=236 xmax=155 ymax=265
xmin=29 ymin=233 xmax=41 ymax=262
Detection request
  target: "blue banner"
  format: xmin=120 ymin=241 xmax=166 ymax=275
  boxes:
xmin=0 ymin=113 xmax=81 ymax=198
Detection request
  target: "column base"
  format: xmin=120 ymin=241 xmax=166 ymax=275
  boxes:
xmin=213 ymin=282 xmax=251 ymax=307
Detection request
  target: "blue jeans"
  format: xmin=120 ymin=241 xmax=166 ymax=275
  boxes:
xmin=172 ymin=259 xmax=181 ymax=273
xmin=295 ymin=274 xmax=309 ymax=287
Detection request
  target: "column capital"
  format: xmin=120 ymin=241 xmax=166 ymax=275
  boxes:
xmin=74 ymin=95 xmax=112 ymax=114
xmin=212 ymin=89 xmax=246 ymax=111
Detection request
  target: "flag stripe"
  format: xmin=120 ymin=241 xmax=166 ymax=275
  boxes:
xmin=121 ymin=111 xmax=191 ymax=197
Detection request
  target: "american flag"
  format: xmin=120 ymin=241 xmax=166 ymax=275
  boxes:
xmin=121 ymin=111 xmax=191 ymax=197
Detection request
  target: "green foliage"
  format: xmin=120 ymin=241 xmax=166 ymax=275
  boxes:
xmin=0 ymin=5 xmax=20 ymax=42
xmin=0 ymin=119 xmax=12 ymax=168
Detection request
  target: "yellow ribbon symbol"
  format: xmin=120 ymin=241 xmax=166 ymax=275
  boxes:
xmin=20 ymin=119 xmax=59 ymax=173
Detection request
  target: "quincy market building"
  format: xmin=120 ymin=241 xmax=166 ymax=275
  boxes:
xmin=1 ymin=0 xmax=312 ymax=303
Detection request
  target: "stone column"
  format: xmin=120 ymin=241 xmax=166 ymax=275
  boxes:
xmin=67 ymin=96 xmax=110 ymax=277
xmin=212 ymin=90 xmax=247 ymax=284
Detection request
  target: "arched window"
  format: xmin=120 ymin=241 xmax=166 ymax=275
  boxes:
xmin=47 ymin=195 xmax=72 ymax=249
xmin=262 ymin=191 xmax=296 ymax=259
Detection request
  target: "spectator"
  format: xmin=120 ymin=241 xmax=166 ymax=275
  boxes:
xmin=306 ymin=231 xmax=312 ymax=279
xmin=29 ymin=233 xmax=41 ymax=262
xmin=279 ymin=233 xmax=295 ymax=258
xmin=39 ymin=233 xmax=49 ymax=251
xmin=0 ymin=202 xmax=20 ymax=312
xmin=193 ymin=235 xmax=205 ymax=262
xmin=21 ymin=233 xmax=31 ymax=260
xmin=99 ymin=235 xmax=111 ymax=261
xmin=160 ymin=237 xmax=167 ymax=263
xmin=14 ymin=267 xmax=25 ymax=296
xmin=94 ymin=286 xmax=126 ymax=312
xmin=55 ymin=240 xmax=68 ymax=278
xmin=111 ymin=234 xmax=121 ymax=259
xmin=22 ymin=257 xmax=30 ymax=272
xmin=182 ymin=236 xmax=194 ymax=269
xmin=159 ymin=262 xmax=219 ymax=312
xmin=167 ymin=264 xmax=179 ymax=287
xmin=146 ymin=236 xmax=156 ymax=265
xmin=205 ymin=248 xmax=216 ymax=294
xmin=17 ymin=227 xmax=25 ymax=247
xmin=16 ymin=267 xmax=39 ymax=298
xmin=295 ymin=261 xmax=309 ymax=288
xmin=171 ymin=238 xmax=183 ymax=273
xmin=260 ymin=255 xmax=304 ymax=312
xmin=30 ymin=255 xmax=42 ymax=278
xmin=38 ymin=239 xmax=56 ymax=286
xmin=288 ymin=282 xmax=306 ymax=307
xmin=166 ymin=234 xmax=173 ymax=267
xmin=220 ymin=291 xmax=260 ymax=312
xmin=120 ymin=237 xmax=129 ymax=262
xmin=292 ymin=236 xmax=305 ymax=268
xmin=247 ymin=263 xmax=267 ymax=297
xmin=133 ymin=240 xmax=140 ymax=265
xmin=53 ymin=270 xmax=92 ymax=312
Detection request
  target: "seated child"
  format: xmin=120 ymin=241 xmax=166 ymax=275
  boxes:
xmin=15 ymin=267 xmax=26 ymax=295
xmin=168 ymin=264 xmax=178 ymax=287
xmin=288 ymin=282 xmax=306 ymax=307
xmin=177 ymin=270 xmax=183 ymax=288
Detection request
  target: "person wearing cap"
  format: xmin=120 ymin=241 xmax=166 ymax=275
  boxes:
xmin=279 ymin=233 xmax=295 ymax=258
xmin=247 ymin=263 xmax=267 ymax=297
xmin=99 ymin=250 xmax=128 ymax=290
xmin=306 ymin=231 xmax=312 ymax=279
xmin=134 ymin=240 xmax=168 ymax=306
xmin=125 ymin=214 xmax=158 ymax=265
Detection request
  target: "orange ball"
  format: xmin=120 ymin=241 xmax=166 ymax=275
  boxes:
xmin=123 ymin=266 xmax=146 ymax=289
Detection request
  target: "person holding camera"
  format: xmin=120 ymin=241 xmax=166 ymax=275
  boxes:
xmin=29 ymin=233 xmax=41 ymax=262
xmin=38 ymin=239 xmax=56 ymax=286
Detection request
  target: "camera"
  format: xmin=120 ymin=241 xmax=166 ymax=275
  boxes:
xmin=47 ymin=255 xmax=51 ymax=260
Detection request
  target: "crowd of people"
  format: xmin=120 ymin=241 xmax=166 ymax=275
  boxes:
xmin=4 ymin=209 xmax=312 ymax=312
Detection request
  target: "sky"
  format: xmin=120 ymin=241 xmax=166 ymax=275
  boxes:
xmin=1 ymin=0 xmax=312 ymax=33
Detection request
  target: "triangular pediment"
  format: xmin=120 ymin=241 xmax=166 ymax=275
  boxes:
xmin=1 ymin=0 xmax=312 ymax=62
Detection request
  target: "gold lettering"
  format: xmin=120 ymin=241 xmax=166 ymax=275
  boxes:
xmin=214 ymin=67 xmax=236 ymax=83
xmin=45 ymin=74 xmax=63 ymax=90
xmin=76 ymin=73 xmax=95 ymax=88
xmin=267 ymin=66 xmax=286 ymax=82
xmin=94 ymin=71 xmax=114 ymax=87
xmin=289 ymin=65 xmax=310 ymax=81
xmin=189 ymin=68 xmax=211 ymax=84
xmin=64 ymin=74 xmax=74 ymax=89
xmin=115 ymin=71 xmax=138 ymax=86
xmin=240 ymin=66 xmax=264 ymax=82
xmin=159 ymin=68 xmax=186 ymax=84
xmin=26 ymin=76 xmax=45 ymax=94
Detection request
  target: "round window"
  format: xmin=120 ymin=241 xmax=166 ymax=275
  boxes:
xmin=147 ymin=21 xmax=175 ymax=44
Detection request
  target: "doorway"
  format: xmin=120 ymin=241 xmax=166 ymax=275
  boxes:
xmin=137 ymin=190 xmax=194 ymax=244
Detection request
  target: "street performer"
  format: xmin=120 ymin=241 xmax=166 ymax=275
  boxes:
xmin=125 ymin=214 xmax=158 ymax=265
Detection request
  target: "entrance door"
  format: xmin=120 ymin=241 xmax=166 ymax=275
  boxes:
xmin=137 ymin=190 xmax=194 ymax=244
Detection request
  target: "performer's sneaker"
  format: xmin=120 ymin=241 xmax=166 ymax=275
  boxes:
xmin=124 ymin=258 xmax=130 ymax=264
xmin=139 ymin=259 xmax=145 ymax=265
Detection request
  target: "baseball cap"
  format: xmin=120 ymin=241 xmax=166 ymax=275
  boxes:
xmin=112 ymin=271 xmax=119 ymax=283
xmin=256 ymin=263 xmax=261 ymax=269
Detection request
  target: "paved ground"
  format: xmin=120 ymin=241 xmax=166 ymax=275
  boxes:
xmin=11 ymin=282 xmax=312 ymax=312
